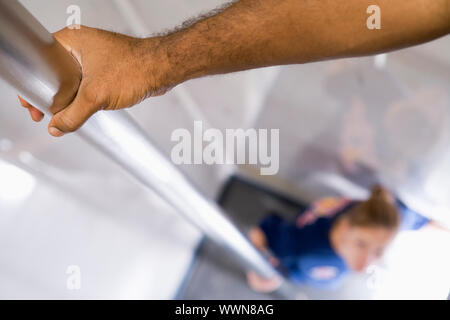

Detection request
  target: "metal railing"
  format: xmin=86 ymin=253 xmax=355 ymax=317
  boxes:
xmin=0 ymin=0 xmax=281 ymax=283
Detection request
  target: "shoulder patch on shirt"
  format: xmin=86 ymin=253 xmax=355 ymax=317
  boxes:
xmin=309 ymin=266 xmax=339 ymax=281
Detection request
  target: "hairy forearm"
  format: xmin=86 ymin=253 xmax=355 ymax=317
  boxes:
xmin=20 ymin=0 xmax=449 ymax=135
xmin=156 ymin=0 xmax=450 ymax=85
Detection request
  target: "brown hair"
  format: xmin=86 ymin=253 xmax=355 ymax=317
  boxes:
xmin=344 ymin=185 xmax=400 ymax=230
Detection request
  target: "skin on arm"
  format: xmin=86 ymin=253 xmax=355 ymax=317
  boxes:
xmin=248 ymin=226 xmax=268 ymax=250
xmin=423 ymin=221 xmax=450 ymax=232
xmin=247 ymin=227 xmax=283 ymax=292
xmin=20 ymin=0 xmax=450 ymax=136
xmin=164 ymin=0 xmax=450 ymax=80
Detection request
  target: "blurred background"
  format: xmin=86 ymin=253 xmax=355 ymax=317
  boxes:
xmin=0 ymin=0 xmax=449 ymax=299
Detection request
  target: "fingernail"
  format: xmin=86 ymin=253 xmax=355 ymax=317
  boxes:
xmin=49 ymin=127 xmax=64 ymax=137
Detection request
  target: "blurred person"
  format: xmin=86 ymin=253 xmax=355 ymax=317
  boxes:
xmin=17 ymin=0 xmax=450 ymax=136
xmin=246 ymin=185 xmax=447 ymax=292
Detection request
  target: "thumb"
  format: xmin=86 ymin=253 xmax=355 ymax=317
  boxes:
xmin=48 ymin=82 xmax=102 ymax=137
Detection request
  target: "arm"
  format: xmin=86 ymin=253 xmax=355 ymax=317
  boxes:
xmin=396 ymin=198 xmax=450 ymax=232
xmin=247 ymin=227 xmax=283 ymax=292
xmin=425 ymin=221 xmax=450 ymax=232
xmin=20 ymin=0 xmax=450 ymax=136
xmin=163 ymin=0 xmax=450 ymax=82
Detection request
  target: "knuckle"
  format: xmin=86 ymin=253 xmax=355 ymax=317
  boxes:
xmin=53 ymin=27 xmax=71 ymax=40
xmin=53 ymin=25 xmax=86 ymax=43
xmin=56 ymin=114 xmax=79 ymax=132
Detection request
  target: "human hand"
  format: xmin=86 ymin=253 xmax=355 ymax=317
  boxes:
xmin=246 ymin=271 xmax=283 ymax=293
xmin=19 ymin=25 xmax=174 ymax=137
xmin=247 ymin=226 xmax=282 ymax=292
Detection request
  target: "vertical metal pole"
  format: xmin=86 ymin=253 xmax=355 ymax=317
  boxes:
xmin=0 ymin=0 xmax=279 ymax=280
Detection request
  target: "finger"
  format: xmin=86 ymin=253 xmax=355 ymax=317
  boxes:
xmin=53 ymin=27 xmax=82 ymax=65
xmin=247 ymin=272 xmax=281 ymax=293
xmin=18 ymin=95 xmax=31 ymax=108
xmin=48 ymin=83 xmax=102 ymax=137
xmin=246 ymin=272 xmax=260 ymax=290
xmin=18 ymin=96 xmax=44 ymax=121
xmin=28 ymin=107 xmax=45 ymax=122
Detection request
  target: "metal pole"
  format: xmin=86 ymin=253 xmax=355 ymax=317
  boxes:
xmin=0 ymin=0 xmax=279 ymax=279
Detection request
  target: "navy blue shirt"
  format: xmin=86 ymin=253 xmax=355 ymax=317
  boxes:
xmin=259 ymin=197 xmax=429 ymax=288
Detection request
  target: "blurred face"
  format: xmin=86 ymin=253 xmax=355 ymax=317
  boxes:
xmin=334 ymin=220 xmax=397 ymax=272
